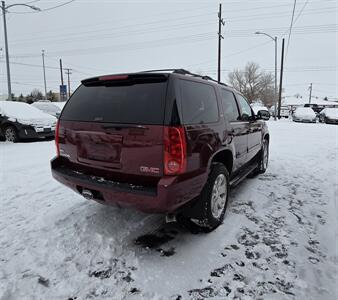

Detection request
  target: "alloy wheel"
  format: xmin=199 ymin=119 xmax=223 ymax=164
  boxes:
xmin=210 ymin=174 xmax=227 ymax=219
xmin=5 ymin=127 xmax=16 ymax=142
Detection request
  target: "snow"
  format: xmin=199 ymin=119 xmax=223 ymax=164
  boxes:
xmin=53 ymin=102 xmax=67 ymax=110
xmin=322 ymin=108 xmax=338 ymax=120
xmin=283 ymin=96 xmax=338 ymax=107
xmin=251 ymin=105 xmax=269 ymax=114
xmin=31 ymin=102 xmax=61 ymax=117
xmin=0 ymin=101 xmax=56 ymax=126
xmin=0 ymin=120 xmax=337 ymax=300
xmin=293 ymin=107 xmax=316 ymax=119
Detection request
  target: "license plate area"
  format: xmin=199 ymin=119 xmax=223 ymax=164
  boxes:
xmin=77 ymin=132 xmax=123 ymax=168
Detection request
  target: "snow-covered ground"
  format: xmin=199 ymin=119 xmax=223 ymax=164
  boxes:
xmin=0 ymin=120 xmax=337 ymax=300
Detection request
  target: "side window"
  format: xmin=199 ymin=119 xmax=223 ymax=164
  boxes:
xmin=236 ymin=94 xmax=253 ymax=121
xmin=180 ymin=80 xmax=219 ymax=124
xmin=220 ymin=89 xmax=240 ymax=122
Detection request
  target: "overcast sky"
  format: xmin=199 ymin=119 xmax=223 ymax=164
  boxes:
xmin=0 ymin=0 xmax=337 ymax=100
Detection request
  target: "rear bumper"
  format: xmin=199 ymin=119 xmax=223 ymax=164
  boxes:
xmin=19 ymin=126 xmax=55 ymax=139
xmin=51 ymin=157 xmax=206 ymax=213
xmin=293 ymin=118 xmax=316 ymax=123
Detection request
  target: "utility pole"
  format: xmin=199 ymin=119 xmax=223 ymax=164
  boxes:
xmin=273 ymin=36 xmax=278 ymax=120
xmin=1 ymin=1 xmax=40 ymax=100
xmin=278 ymin=38 xmax=285 ymax=119
xmin=42 ymin=50 xmax=47 ymax=99
xmin=59 ymin=59 xmax=65 ymax=102
xmin=2 ymin=1 xmax=11 ymax=100
xmin=308 ymin=83 xmax=313 ymax=104
xmin=65 ymin=68 xmax=72 ymax=99
xmin=217 ymin=3 xmax=225 ymax=83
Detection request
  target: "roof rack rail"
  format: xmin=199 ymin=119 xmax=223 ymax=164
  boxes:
xmin=138 ymin=68 xmax=190 ymax=74
xmin=138 ymin=68 xmax=228 ymax=86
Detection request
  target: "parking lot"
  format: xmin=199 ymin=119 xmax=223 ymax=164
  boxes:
xmin=0 ymin=120 xmax=337 ymax=299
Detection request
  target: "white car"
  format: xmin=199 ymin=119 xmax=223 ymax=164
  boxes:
xmin=31 ymin=101 xmax=61 ymax=118
xmin=53 ymin=101 xmax=67 ymax=110
xmin=318 ymin=108 xmax=338 ymax=124
xmin=0 ymin=101 xmax=56 ymax=142
xmin=279 ymin=106 xmax=290 ymax=118
xmin=292 ymin=107 xmax=316 ymax=123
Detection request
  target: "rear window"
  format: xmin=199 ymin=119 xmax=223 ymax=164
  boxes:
xmin=61 ymin=81 xmax=167 ymax=124
xmin=179 ymin=80 xmax=219 ymax=125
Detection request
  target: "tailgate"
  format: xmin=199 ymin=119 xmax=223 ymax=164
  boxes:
xmin=58 ymin=74 xmax=168 ymax=179
xmin=59 ymin=121 xmax=164 ymax=177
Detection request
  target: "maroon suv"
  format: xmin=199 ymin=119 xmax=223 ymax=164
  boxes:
xmin=51 ymin=69 xmax=269 ymax=231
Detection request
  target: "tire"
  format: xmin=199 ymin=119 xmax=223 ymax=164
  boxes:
xmin=250 ymin=138 xmax=269 ymax=176
xmin=179 ymin=163 xmax=230 ymax=232
xmin=4 ymin=125 xmax=19 ymax=142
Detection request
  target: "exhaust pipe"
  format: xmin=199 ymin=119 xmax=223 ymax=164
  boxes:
xmin=82 ymin=189 xmax=93 ymax=200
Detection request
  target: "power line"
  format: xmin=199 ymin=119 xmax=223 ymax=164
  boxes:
xmin=292 ymin=0 xmax=310 ymax=27
xmin=7 ymin=2 xmax=315 ymax=38
xmin=0 ymin=60 xmax=90 ymax=77
xmin=9 ymin=23 xmax=338 ymax=59
xmin=9 ymin=0 xmax=76 ymax=14
xmin=9 ymin=5 xmax=337 ymax=46
xmin=285 ymin=0 xmax=297 ymax=59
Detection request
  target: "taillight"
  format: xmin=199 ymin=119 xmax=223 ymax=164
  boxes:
xmin=164 ymin=126 xmax=187 ymax=175
xmin=55 ymin=120 xmax=60 ymax=157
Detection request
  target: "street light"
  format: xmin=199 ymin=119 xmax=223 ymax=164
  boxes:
xmin=255 ymin=31 xmax=278 ymax=120
xmin=1 ymin=1 xmax=41 ymax=100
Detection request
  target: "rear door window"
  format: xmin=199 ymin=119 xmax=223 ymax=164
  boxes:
xmin=220 ymin=89 xmax=240 ymax=122
xmin=179 ymin=80 xmax=219 ymax=125
xmin=61 ymin=81 xmax=167 ymax=124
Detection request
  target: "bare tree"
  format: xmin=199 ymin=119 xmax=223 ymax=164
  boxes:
xmin=228 ymin=62 xmax=274 ymax=107
xmin=30 ymin=89 xmax=44 ymax=101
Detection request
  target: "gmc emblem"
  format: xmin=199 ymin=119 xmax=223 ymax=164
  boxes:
xmin=140 ymin=166 xmax=160 ymax=174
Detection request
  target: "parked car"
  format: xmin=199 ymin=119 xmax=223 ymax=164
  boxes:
xmin=251 ymin=105 xmax=270 ymax=120
xmin=318 ymin=108 xmax=338 ymax=124
xmin=51 ymin=69 xmax=270 ymax=232
xmin=0 ymin=101 xmax=56 ymax=142
xmin=279 ymin=106 xmax=290 ymax=118
xmin=31 ymin=100 xmax=62 ymax=118
xmin=53 ymin=101 xmax=67 ymax=110
xmin=292 ymin=107 xmax=316 ymax=123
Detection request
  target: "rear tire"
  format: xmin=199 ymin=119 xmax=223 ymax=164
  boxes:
xmin=4 ymin=125 xmax=19 ymax=142
xmin=179 ymin=163 xmax=229 ymax=233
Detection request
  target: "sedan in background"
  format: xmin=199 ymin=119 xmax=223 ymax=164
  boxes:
xmin=318 ymin=108 xmax=338 ymax=124
xmin=292 ymin=107 xmax=316 ymax=123
xmin=31 ymin=100 xmax=61 ymax=118
xmin=0 ymin=101 xmax=56 ymax=142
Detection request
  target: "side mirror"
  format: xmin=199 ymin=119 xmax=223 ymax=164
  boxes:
xmin=55 ymin=112 xmax=60 ymax=119
xmin=257 ymin=110 xmax=270 ymax=120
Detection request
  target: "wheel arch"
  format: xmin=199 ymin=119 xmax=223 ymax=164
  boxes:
xmin=210 ymin=148 xmax=234 ymax=176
